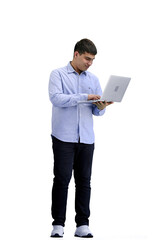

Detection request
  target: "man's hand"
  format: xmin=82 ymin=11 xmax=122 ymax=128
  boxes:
xmin=93 ymin=101 xmax=114 ymax=110
xmin=88 ymin=94 xmax=101 ymax=100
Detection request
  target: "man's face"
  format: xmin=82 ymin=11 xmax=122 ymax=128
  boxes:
xmin=74 ymin=51 xmax=95 ymax=73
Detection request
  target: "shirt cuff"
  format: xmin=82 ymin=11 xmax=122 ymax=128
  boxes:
xmin=79 ymin=94 xmax=88 ymax=101
xmin=94 ymin=107 xmax=106 ymax=116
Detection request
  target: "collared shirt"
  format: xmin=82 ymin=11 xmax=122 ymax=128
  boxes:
xmin=49 ymin=62 xmax=105 ymax=144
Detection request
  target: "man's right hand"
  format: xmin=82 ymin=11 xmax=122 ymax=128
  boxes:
xmin=88 ymin=94 xmax=101 ymax=100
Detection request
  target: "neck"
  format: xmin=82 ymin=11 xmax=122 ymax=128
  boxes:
xmin=70 ymin=61 xmax=82 ymax=74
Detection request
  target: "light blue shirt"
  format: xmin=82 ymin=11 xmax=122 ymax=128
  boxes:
xmin=49 ymin=62 xmax=105 ymax=144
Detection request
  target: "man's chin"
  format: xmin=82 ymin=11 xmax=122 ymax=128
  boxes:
xmin=79 ymin=66 xmax=89 ymax=72
xmin=84 ymin=66 xmax=89 ymax=71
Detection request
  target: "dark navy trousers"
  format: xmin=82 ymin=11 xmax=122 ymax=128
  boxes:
xmin=51 ymin=136 xmax=94 ymax=227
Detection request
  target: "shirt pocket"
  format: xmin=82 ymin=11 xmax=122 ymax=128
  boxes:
xmin=80 ymin=85 xmax=95 ymax=94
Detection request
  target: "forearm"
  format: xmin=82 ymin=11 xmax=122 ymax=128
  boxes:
xmin=49 ymin=93 xmax=88 ymax=107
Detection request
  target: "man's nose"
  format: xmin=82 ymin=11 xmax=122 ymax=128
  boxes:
xmin=88 ymin=61 xmax=93 ymax=66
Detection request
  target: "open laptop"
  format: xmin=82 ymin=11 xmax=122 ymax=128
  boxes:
xmin=79 ymin=75 xmax=131 ymax=103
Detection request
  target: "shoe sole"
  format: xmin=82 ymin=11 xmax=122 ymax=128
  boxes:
xmin=50 ymin=233 xmax=63 ymax=238
xmin=74 ymin=233 xmax=93 ymax=238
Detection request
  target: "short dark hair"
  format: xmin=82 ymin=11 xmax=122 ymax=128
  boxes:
xmin=74 ymin=38 xmax=97 ymax=55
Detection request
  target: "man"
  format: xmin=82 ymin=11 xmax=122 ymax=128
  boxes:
xmin=49 ymin=39 xmax=113 ymax=238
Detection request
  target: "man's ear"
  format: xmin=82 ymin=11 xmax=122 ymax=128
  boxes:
xmin=74 ymin=51 xmax=79 ymax=58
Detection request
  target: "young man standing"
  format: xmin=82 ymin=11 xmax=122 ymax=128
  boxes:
xmin=49 ymin=39 xmax=113 ymax=238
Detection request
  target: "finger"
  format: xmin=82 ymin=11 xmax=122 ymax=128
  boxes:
xmin=99 ymin=101 xmax=105 ymax=105
xmin=95 ymin=95 xmax=101 ymax=100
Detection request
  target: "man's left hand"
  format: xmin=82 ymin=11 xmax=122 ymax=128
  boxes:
xmin=93 ymin=101 xmax=114 ymax=110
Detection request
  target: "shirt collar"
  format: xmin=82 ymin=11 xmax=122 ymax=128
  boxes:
xmin=67 ymin=62 xmax=87 ymax=76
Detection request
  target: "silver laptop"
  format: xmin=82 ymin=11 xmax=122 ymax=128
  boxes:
xmin=79 ymin=75 xmax=131 ymax=103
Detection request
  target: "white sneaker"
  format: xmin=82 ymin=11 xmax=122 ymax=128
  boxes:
xmin=50 ymin=225 xmax=64 ymax=238
xmin=75 ymin=225 xmax=93 ymax=238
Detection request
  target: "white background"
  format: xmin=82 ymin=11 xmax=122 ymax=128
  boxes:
xmin=0 ymin=0 xmax=160 ymax=240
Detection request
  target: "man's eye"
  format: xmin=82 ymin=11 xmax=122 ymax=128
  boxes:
xmin=86 ymin=58 xmax=92 ymax=61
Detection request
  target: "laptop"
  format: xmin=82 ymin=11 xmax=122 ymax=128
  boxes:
xmin=79 ymin=75 xmax=131 ymax=103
